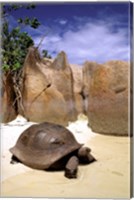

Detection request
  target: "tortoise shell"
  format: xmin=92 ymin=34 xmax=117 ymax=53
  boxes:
xmin=10 ymin=122 xmax=82 ymax=169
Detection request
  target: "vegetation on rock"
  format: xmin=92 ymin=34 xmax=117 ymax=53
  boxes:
xmin=1 ymin=3 xmax=51 ymax=120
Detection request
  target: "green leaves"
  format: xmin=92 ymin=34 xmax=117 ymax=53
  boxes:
xmin=13 ymin=62 xmax=21 ymax=70
xmin=2 ymin=4 xmax=37 ymax=72
xmin=24 ymin=17 xmax=30 ymax=25
xmin=2 ymin=21 xmax=34 ymax=71
xmin=2 ymin=63 xmax=10 ymax=71
xmin=18 ymin=17 xmax=40 ymax=28
xmin=42 ymin=50 xmax=52 ymax=59
xmin=3 ymin=22 xmax=9 ymax=36
xmin=26 ymin=4 xmax=35 ymax=9
xmin=2 ymin=3 xmax=51 ymax=72
xmin=3 ymin=3 xmax=35 ymax=15
xmin=30 ymin=18 xmax=40 ymax=29
xmin=17 ymin=18 xmax=23 ymax=24
xmin=3 ymin=3 xmax=40 ymax=29
xmin=11 ymin=4 xmax=22 ymax=10
xmin=10 ymin=27 xmax=20 ymax=37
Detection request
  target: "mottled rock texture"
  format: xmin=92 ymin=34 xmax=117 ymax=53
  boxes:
xmin=1 ymin=74 xmax=17 ymax=123
xmin=38 ymin=51 xmax=77 ymax=122
xmin=70 ymin=64 xmax=84 ymax=115
xmin=82 ymin=61 xmax=99 ymax=114
xmin=21 ymin=48 xmax=79 ymax=125
xmin=83 ymin=60 xmax=129 ymax=135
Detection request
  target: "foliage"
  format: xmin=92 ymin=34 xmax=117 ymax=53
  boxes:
xmin=42 ymin=50 xmax=52 ymax=59
xmin=2 ymin=3 xmax=51 ymax=72
xmin=2 ymin=4 xmax=52 ymax=117
xmin=2 ymin=22 xmax=34 ymax=71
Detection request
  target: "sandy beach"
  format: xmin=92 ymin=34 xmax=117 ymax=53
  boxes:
xmin=0 ymin=115 xmax=130 ymax=198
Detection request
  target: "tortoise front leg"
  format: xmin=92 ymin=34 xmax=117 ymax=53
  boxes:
xmin=64 ymin=156 xmax=79 ymax=179
xmin=78 ymin=147 xmax=96 ymax=164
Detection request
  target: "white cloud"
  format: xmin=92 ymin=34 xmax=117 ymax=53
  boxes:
xmin=59 ymin=19 xmax=67 ymax=25
xmin=53 ymin=18 xmax=68 ymax=25
xmin=34 ymin=20 xmax=129 ymax=64
xmin=7 ymin=14 xmax=129 ymax=64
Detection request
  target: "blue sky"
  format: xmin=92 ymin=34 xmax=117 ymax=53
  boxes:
xmin=4 ymin=2 xmax=131 ymax=64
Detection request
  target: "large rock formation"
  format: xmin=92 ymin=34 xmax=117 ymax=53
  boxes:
xmin=70 ymin=64 xmax=84 ymax=115
xmin=83 ymin=60 xmax=129 ymax=135
xmin=1 ymin=47 xmax=130 ymax=136
xmin=39 ymin=51 xmax=78 ymax=122
xmin=21 ymin=47 xmax=77 ymax=125
xmin=1 ymin=73 xmax=17 ymax=123
xmin=82 ymin=61 xmax=99 ymax=114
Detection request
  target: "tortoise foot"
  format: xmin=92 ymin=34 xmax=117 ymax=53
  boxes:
xmin=78 ymin=147 xmax=96 ymax=164
xmin=64 ymin=156 xmax=79 ymax=179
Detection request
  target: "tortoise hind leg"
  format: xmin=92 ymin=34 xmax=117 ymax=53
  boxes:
xmin=10 ymin=155 xmax=21 ymax=164
xmin=78 ymin=147 xmax=96 ymax=164
xmin=64 ymin=156 xmax=79 ymax=179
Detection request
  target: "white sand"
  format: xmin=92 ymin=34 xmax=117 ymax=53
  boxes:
xmin=0 ymin=115 xmax=130 ymax=198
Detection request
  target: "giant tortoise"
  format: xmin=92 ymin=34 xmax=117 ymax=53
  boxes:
xmin=10 ymin=122 xmax=96 ymax=178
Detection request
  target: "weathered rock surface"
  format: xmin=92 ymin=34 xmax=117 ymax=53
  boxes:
xmin=1 ymin=74 xmax=17 ymax=123
xmin=70 ymin=64 xmax=84 ymax=115
xmin=21 ymin=48 xmax=78 ymax=125
xmin=39 ymin=51 xmax=77 ymax=122
xmin=82 ymin=61 xmax=99 ymax=114
xmin=83 ymin=60 xmax=129 ymax=135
